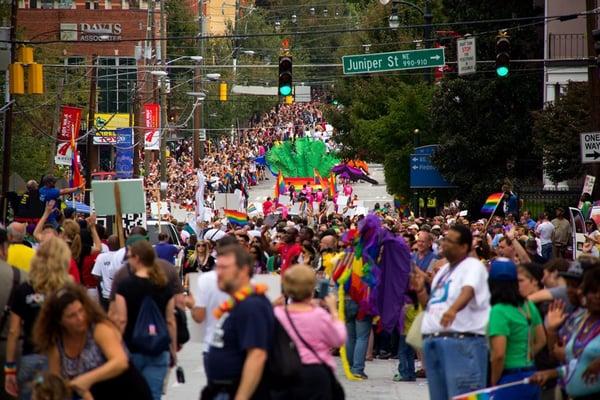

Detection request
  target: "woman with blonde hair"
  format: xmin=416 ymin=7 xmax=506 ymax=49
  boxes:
xmin=60 ymin=219 xmax=82 ymax=283
xmin=109 ymin=240 xmax=177 ymax=400
xmin=33 ymin=284 xmax=151 ymax=400
xmin=5 ymin=237 xmax=72 ymax=400
xmin=274 ymin=264 xmax=346 ymax=399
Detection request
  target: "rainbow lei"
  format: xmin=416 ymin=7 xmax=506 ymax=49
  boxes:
xmin=213 ymin=283 xmax=268 ymax=319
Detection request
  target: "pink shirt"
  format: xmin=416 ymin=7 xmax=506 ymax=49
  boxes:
xmin=274 ymin=306 xmax=346 ymax=371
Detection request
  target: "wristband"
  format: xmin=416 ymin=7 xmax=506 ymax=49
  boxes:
xmin=4 ymin=363 xmax=17 ymax=375
xmin=556 ymin=365 xmax=566 ymax=379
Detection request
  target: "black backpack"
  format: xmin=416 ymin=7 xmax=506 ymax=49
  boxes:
xmin=131 ymin=296 xmax=171 ymax=356
xmin=268 ymin=317 xmax=302 ymax=388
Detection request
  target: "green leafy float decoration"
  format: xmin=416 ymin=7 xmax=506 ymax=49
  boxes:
xmin=266 ymin=138 xmax=339 ymax=178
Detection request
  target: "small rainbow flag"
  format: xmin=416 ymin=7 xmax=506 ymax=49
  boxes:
xmin=452 ymin=378 xmax=530 ymax=400
xmin=480 ymin=192 xmax=503 ymax=215
xmin=452 ymin=393 xmax=490 ymax=400
xmin=247 ymin=203 xmax=257 ymax=214
xmin=224 ymin=209 xmax=248 ymax=226
xmin=275 ymin=172 xmax=285 ymax=198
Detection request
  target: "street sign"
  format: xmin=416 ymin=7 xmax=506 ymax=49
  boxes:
xmin=457 ymin=37 xmax=476 ymax=76
xmin=199 ymin=129 xmax=206 ymax=141
xmin=410 ymin=145 xmax=456 ymax=189
xmin=580 ymin=132 xmax=600 ymax=163
xmin=342 ymin=48 xmax=445 ymax=75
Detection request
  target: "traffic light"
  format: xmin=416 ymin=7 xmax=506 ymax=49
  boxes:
xmin=278 ymin=56 xmax=292 ymax=97
xmin=28 ymin=63 xmax=44 ymax=94
xmin=495 ymin=32 xmax=510 ymax=78
xmin=592 ymin=29 xmax=600 ymax=66
xmin=9 ymin=63 xmax=24 ymax=95
xmin=219 ymin=82 xmax=228 ymax=102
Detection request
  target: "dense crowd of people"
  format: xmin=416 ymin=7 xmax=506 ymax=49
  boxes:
xmin=144 ymin=102 xmax=330 ymax=208
xmin=4 ymin=174 xmax=600 ymax=400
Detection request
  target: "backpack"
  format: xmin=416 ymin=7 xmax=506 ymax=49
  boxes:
xmin=174 ymin=306 xmax=190 ymax=348
xmin=131 ymin=296 xmax=171 ymax=356
xmin=268 ymin=315 xmax=302 ymax=389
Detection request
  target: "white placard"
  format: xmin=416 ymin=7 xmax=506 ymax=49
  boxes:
xmin=336 ymin=195 xmax=349 ymax=207
xmin=457 ymin=37 xmax=476 ymax=76
xmin=150 ymin=202 xmax=169 ymax=217
xmin=278 ymin=195 xmax=290 ymax=206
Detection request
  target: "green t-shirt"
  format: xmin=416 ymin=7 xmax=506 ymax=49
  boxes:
xmin=488 ymin=300 xmax=542 ymax=369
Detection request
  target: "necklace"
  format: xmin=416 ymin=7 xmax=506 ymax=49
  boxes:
xmin=213 ymin=283 xmax=268 ymax=319
xmin=572 ymin=314 xmax=600 ymax=358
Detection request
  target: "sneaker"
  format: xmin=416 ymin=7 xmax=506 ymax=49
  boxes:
xmin=392 ymin=373 xmax=403 ymax=382
xmin=353 ymin=372 xmax=369 ymax=380
xmin=416 ymin=369 xmax=426 ymax=379
xmin=377 ymin=351 xmax=392 ymax=360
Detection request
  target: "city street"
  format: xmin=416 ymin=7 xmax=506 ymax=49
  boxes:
xmin=165 ymin=341 xmax=429 ymax=400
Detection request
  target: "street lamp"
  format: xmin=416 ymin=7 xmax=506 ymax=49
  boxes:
xmin=291 ymin=14 xmax=297 ymax=24
xmin=323 ymin=8 xmax=328 ymax=17
xmin=309 ymin=7 xmax=315 ymax=16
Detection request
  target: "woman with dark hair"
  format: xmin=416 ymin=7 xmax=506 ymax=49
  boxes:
xmin=531 ymin=266 xmax=600 ymax=399
xmin=249 ymin=244 xmax=267 ymax=274
xmin=33 ymin=284 xmax=151 ymax=400
xmin=109 ymin=240 xmax=176 ymax=400
xmin=488 ymin=258 xmax=546 ymax=400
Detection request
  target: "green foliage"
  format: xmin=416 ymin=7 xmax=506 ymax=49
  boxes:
xmin=166 ymin=0 xmax=199 ymax=59
xmin=430 ymin=76 xmax=542 ymax=211
xmin=266 ymin=137 xmax=339 ymax=177
xmin=532 ymin=82 xmax=591 ymax=183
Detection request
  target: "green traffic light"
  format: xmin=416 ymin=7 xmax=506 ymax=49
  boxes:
xmin=279 ymin=85 xmax=292 ymax=96
xmin=496 ymin=66 xmax=509 ymax=77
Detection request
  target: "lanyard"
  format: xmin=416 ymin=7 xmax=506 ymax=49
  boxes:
xmin=433 ymin=265 xmax=458 ymax=293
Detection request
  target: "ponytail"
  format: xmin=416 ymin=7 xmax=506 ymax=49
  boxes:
xmin=148 ymin=262 xmax=167 ymax=287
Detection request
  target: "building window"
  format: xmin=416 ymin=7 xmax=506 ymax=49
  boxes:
xmin=63 ymin=56 xmax=86 ymax=85
xmin=105 ymin=0 xmax=111 ymax=9
xmin=97 ymin=57 xmax=137 ymax=114
xmin=121 ymin=0 xmax=128 ymax=9
xmin=85 ymin=0 xmax=99 ymax=9
xmin=40 ymin=0 xmax=53 ymax=8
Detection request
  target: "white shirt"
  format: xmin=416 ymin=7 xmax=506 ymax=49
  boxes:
xmin=195 ymin=271 xmax=229 ymax=352
xmin=536 ymin=221 xmax=555 ymax=246
xmin=421 ymin=257 xmax=490 ymax=335
xmin=91 ymin=250 xmax=121 ymax=299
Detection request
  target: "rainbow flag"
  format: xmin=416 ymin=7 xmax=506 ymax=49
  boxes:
xmin=452 ymin=378 xmax=529 ymax=400
xmin=247 ymin=203 xmax=257 ymax=214
xmin=274 ymin=172 xmax=285 ymax=198
xmin=452 ymin=393 xmax=490 ymax=400
xmin=480 ymin=192 xmax=503 ymax=214
xmin=224 ymin=209 xmax=248 ymax=226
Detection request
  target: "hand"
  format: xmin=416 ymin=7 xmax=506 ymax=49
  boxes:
xmin=410 ymin=269 xmax=426 ymax=293
xmin=45 ymin=199 xmax=56 ymax=214
xmin=506 ymin=226 xmax=516 ymax=241
xmin=583 ymin=241 xmax=594 ymax=254
xmin=529 ymin=370 xmax=557 ymax=386
xmin=552 ymin=337 xmax=566 ymax=362
xmin=86 ymin=213 xmax=97 ymax=227
xmin=546 ymin=300 xmax=567 ymax=331
xmin=440 ymin=308 xmax=457 ymax=328
xmin=323 ymin=293 xmax=337 ymax=313
xmin=170 ymin=350 xmax=177 ymax=368
xmin=5 ymin=374 xmax=18 ymax=397
xmin=70 ymin=375 xmax=93 ymax=394
xmin=582 ymin=357 xmax=600 ymax=385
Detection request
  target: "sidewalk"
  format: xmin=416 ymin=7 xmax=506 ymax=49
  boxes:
xmin=165 ymin=342 xmax=429 ymax=400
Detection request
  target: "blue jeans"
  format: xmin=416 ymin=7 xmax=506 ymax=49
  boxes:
xmin=345 ymin=299 xmax=372 ymax=376
xmin=130 ymin=351 xmax=169 ymax=400
xmin=17 ymin=354 xmax=48 ymax=400
xmin=494 ymin=369 xmax=540 ymax=400
xmin=423 ymin=336 xmax=488 ymax=400
xmin=541 ymin=243 xmax=552 ymax=261
xmin=397 ymin=335 xmax=416 ymax=380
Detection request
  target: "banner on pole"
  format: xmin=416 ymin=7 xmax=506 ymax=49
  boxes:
xmin=55 ymin=106 xmax=82 ymax=165
xmin=115 ymin=128 xmax=134 ymax=179
xmin=144 ymin=103 xmax=160 ymax=150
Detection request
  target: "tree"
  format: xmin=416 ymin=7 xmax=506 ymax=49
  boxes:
xmin=430 ymin=76 xmax=542 ymax=212
xmin=532 ymin=82 xmax=590 ymax=183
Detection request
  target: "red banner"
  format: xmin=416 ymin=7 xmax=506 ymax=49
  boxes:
xmin=57 ymin=106 xmax=82 ymax=142
xmin=144 ymin=103 xmax=160 ymax=150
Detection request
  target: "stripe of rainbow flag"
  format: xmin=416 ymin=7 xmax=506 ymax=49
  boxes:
xmin=480 ymin=192 xmax=503 ymax=214
xmin=224 ymin=209 xmax=248 ymax=226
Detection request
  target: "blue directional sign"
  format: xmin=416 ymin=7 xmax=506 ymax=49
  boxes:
xmin=410 ymin=145 xmax=455 ymax=189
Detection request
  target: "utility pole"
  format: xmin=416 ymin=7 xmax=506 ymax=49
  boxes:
xmin=159 ymin=0 xmax=168 ymax=200
xmin=423 ymin=0 xmax=433 ymax=83
xmin=144 ymin=0 xmax=158 ymax=177
xmin=193 ymin=0 xmax=205 ymax=168
xmin=1 ymin=0 xmax=17 ymax=222
xmin=85 ymin=55 xmax=98 ymax=205
xmin=48 ymin=77 xmax=65 ymax=171
xmin=587 ymin=0 xmax=600 ymax=198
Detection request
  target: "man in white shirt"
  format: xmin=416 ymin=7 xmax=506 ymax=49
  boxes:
xmin=91 ymin=235 xmax=121 ymax=310
xmin=535 ymin=212 xmax=554 ymax=261
xmin=415 ymin=224 xmax=490 ymax=400
xmin=191 ymin=270 xmax=229 ymax=370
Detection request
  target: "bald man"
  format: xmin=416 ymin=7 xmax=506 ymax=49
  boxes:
xmin=319 ymin=235 xmax=340 ymax=278
xmin=6 ymin=222 xmax=35 ymax=272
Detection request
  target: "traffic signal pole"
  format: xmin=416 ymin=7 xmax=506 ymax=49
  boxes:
xmin=586 ymin=0 xmax=600 ymax=199
xmin=1 ymin=0 xmax=18 ymax=222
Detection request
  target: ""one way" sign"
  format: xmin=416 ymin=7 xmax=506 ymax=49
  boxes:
xmin=581 ymin=132 xmax=600 ymax=163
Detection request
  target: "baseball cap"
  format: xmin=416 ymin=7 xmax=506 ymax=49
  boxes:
xmin=489 ymin=257 xmax=517 ymax=281
xmin=559 ymin=261 xmax=584 ymax=281
xmin=431 ymin=225 xmax=441 ymax=231
xmin=126 ymin=234 xmax=147 ymax=247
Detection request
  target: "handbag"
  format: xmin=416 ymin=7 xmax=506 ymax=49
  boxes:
xmin=268 ymin=317 xmax=303 ymax=388
xmin=284 ymin=306 xmax=345 ymax=400
xmin=175 ymin=306 xmax=190 ymax=347
xmin=406 ymin=311 xmax=424 ymax=350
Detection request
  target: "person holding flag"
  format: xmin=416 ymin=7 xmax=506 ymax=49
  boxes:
xmin=39 ymin=175 xmax=84 ymax=227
